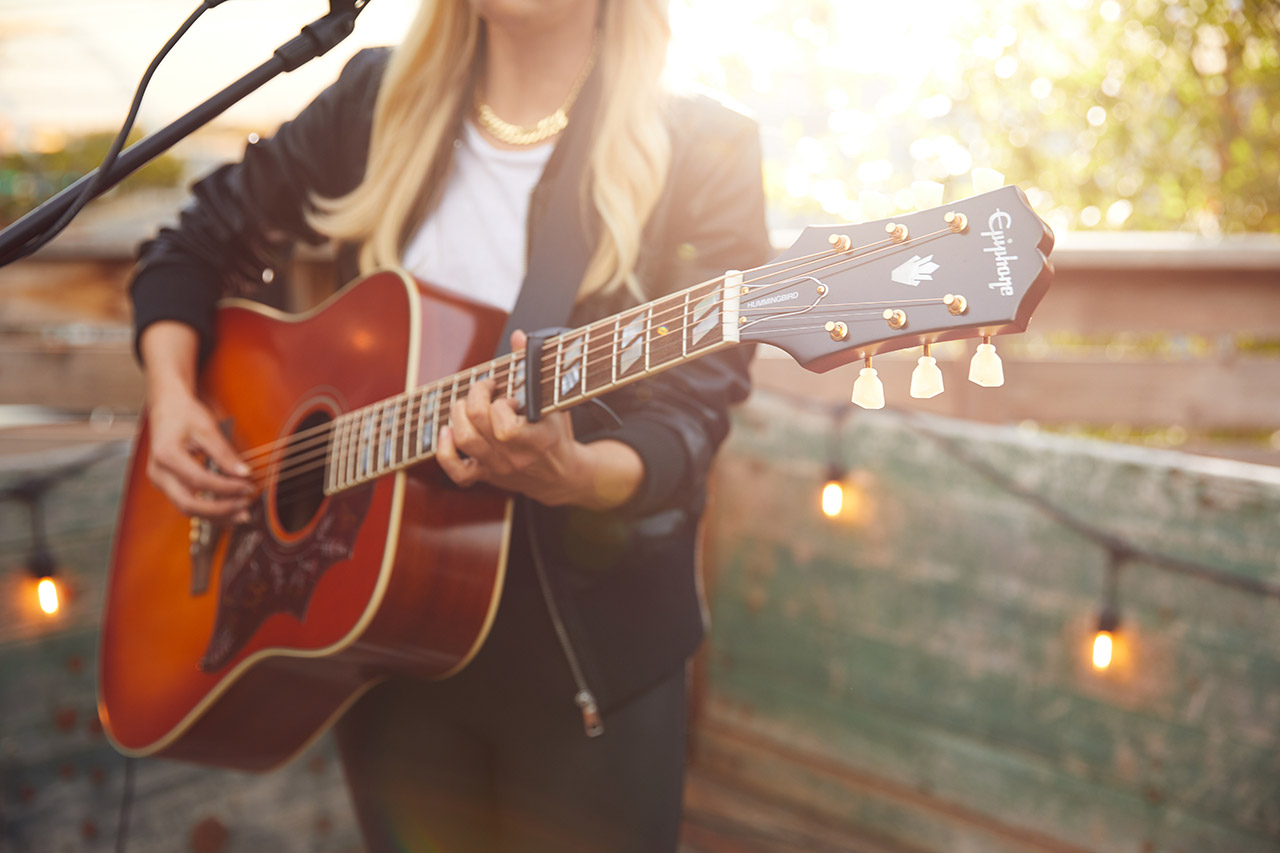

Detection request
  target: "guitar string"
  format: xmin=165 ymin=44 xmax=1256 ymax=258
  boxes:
xmin=247 ymin=289 xmax=956 ymax=492
xmin=256 ymin=292 xmax=958 ymax=486
xmin=232 ymin=247 xmax=849 ymax=473
xmin=237 ymin=224 xmax=955 ymax=473
xmin=234 ymin=224 xmax=949 ymax=471
xmin=259 ymin=294 xmax=963 ymax=503
xmin=237 ymin=226 xmax=961 ymax=491
xmin=247 ymin=229 xmax=962 ymax=494
xmin=247 ymin=239 xmax=966 ymax=496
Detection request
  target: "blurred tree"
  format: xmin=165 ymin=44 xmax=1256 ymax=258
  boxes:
xmin=0 ymin=131 xmax=183 ymax=227
xmin=682 ymin=0 xmax=1279 ymax=234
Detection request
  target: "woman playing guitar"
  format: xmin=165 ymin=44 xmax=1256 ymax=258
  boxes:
xmin=126 ymin=0 xmax=771 ymax=849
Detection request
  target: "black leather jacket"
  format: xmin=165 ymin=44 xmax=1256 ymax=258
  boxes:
xmin=131 ymin=49 xmax=771 ymax=715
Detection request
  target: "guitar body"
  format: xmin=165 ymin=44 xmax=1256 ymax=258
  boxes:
xmin=99 ymin=270 xmax=513 ymax=771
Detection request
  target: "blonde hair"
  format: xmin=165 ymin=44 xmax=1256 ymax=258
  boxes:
xmin=308 ymin=0 xmax=672 ymax=302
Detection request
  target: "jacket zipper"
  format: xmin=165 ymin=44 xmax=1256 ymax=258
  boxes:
xmin=524 ymin=502 xmax=604 ymax=737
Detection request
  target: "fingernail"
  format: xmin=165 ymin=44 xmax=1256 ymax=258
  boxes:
xmin=235 ymin=462 xmax=251 ymax=476
xmin=235 ymin=510 xmax=251 ymax=524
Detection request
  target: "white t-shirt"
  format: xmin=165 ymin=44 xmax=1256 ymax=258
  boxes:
xmin=401 ymin=121 xmax=554 ymax=312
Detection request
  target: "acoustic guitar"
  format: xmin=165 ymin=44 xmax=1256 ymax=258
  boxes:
xmin=99 ymin=185 xmax=1053 ymax=770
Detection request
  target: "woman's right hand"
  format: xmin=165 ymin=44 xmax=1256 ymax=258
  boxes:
xmin=139 ymin=321 xmax=254 ymax=524
xmin=146 ymin=390 xmax=255 ymax=524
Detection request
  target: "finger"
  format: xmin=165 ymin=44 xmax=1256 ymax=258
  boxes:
xmin=156 ymin=447 xmax=254 ymax=498
xmin=191 ymin=420 xmax=251 ymax=478
xmin=449 ymin=393 xmax=493 ymax=459
xmin=489 ymin=395 xmax=525 ymax=444
xmin=510 ymin=329 xmax=528 ymax=352
xmin=464 ymin=380 xmax=496 ymax=442
xmin=436 ymin=425 xmax=479 ymax=487
xmin=150 ymin=467 xmax=251 ymax=520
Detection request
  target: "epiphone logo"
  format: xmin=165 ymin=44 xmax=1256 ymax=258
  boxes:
xmin=983 ymin=209 xmax=1017 ymax=296
xmin=745 ymin=290 xmax=800 ymax=309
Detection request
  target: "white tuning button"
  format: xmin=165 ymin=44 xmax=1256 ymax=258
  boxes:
xmin=852 ymin=357 xmax=885 ymax=409
xmin=910 ymin=345 xmax=944 ymax=399
xmin=968 ymin=336 xmax=1005 ymax=387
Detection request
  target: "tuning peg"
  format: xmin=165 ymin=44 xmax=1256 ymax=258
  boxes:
xmin=858 ymin=190 xmax=891 ymax=222
xmin=911 ymin=180 xmax=945 ymax=211
xmin=910 ymin=344 xmax=945 ymax=398
xmin=971 ymin=168 xmax=1005 ymax=195
xmin=968 ymin=336 xmax=1004 ymax=387
xmin=852 ymin=357 xmax=885 ymax=409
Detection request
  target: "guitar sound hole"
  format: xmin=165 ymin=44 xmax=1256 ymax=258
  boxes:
xmin=274 ymin=410 xmax=331 ymax=534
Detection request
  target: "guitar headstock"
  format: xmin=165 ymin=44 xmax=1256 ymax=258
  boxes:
xmin=738 ymin=185 xmax=1054 ymax=375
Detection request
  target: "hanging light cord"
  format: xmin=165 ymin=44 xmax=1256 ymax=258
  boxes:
xmin=891 ymin=409 xmax=1280 ymax=600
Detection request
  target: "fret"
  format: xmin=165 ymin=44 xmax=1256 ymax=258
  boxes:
xmin=378 ymin=399 xmax=396 ymax=472
xmin=448 ymin=374 xmax=462 ymax=430
xmin=418 ymin=385 xmax=440 ymax=457
xmin=511 ymin=354 xmax=527 ymax=415
xmin=578 ymin=327 xmax=591 ymax=399
xmin=360 ymin=408 xmax=376 ymax=480
xmin=326 ymin=414 xmax=343 ymax=493
xmin=345 ymin=411 xmax=358 ymax=486
xmin=689 ymin=283 xmax=721 ymax=352
xmin=681 ymin=290 xmax=691 ymax=358
xmin=556 ymin=332 xmax=586 ymax=405
xmin=586 ymin=319 xmax=615 ymax=396
xmin=505 ymin=354 xmax=515 ymax=402
xmin=644 ymin=304 xmax=653 ymax=373
xmin=646 ymin=293 xmax=683 ymax=371
xmin=339 ymin=412 xmax=354 ymax=490
xmin=552 ymin=336 xmax=565 ymax=407
xmin=401 ymin=392 xmax=413 ymax=464
xmin=610 ymin=316 xmax=621 ymax=385
xmin=616 ymin=307 xmax=649 ymax=379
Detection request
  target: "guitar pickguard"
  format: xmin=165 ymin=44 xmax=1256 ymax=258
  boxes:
xmin=198 ymin=485 xmax=374 ymax=672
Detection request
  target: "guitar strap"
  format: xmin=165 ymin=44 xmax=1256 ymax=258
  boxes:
xmin=495 ymin=68 xmax=603 ymax=359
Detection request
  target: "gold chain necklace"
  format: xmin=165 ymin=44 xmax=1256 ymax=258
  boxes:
xmin=474 ymin=32 xmax=600 ymax=147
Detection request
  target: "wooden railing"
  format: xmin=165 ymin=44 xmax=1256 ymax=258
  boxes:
xmin=3 ymin=232 xmax=1279 ymax=463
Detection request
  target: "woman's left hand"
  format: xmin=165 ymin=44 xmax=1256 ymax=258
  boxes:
xmin=436 ymin=331 xmax=643 ymax=510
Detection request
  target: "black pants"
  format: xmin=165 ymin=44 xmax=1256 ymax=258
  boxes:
xmin=335 ymin=537 xmax=689 ymax=853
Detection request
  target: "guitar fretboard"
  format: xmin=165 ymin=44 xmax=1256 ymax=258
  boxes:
xmin=324 ymin=273 xmax=742 ymax=495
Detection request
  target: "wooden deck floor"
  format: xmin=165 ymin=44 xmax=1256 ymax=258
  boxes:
xmin=680 ymin=764 xmax=914 ymax=853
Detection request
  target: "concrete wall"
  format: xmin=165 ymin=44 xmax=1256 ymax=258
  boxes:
xmin=697 ymin=393 xmax=1280 ymax=852
xmin=2 ymin=398 xmax=1278 ymax=852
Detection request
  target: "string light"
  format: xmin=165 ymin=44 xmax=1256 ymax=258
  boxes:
xmin=2 ymin=442 xmax=123 ymax=622
xmin=819 ymin=406 xmax=853 ymax=519
xmin=27 ymin=545 xmax=59 ymax=617
xmin=821 ymin=466 xmax=844 ymax=518
xmin=1092 ymin=610 xmax=1118 ymax=670
xmin=1091 ymin=551 xmax=1124 ymax=672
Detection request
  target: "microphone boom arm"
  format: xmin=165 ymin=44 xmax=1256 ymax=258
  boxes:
xmin=0 ymin=1 xmax=369 ymax=265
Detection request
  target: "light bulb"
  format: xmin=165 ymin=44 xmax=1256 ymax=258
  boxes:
xmin=910 ymin=352 xmax=945 ymax=399
xmin=968 ymin=338 xmax=1004 ymax=387
xmin=821 ymin=481 xmax=844 ymax=518
xmin=852 ymin=363 xmax=885 ymax=409
xmin=1092 ymin=630 xmax=1113 ymax=670
xmin=37 ymin=577 xmax=59 ymax=615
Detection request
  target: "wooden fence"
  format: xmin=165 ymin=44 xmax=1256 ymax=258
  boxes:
xmin=2 ymin=232 xmax=1278 ymax=464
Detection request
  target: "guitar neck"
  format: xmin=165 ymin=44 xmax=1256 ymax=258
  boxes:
xmin=324 ymin=271 xmax=745 ymax=495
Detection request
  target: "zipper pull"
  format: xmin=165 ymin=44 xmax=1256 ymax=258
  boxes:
xmin=575 ymin=689 xmax=604 ymax=738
